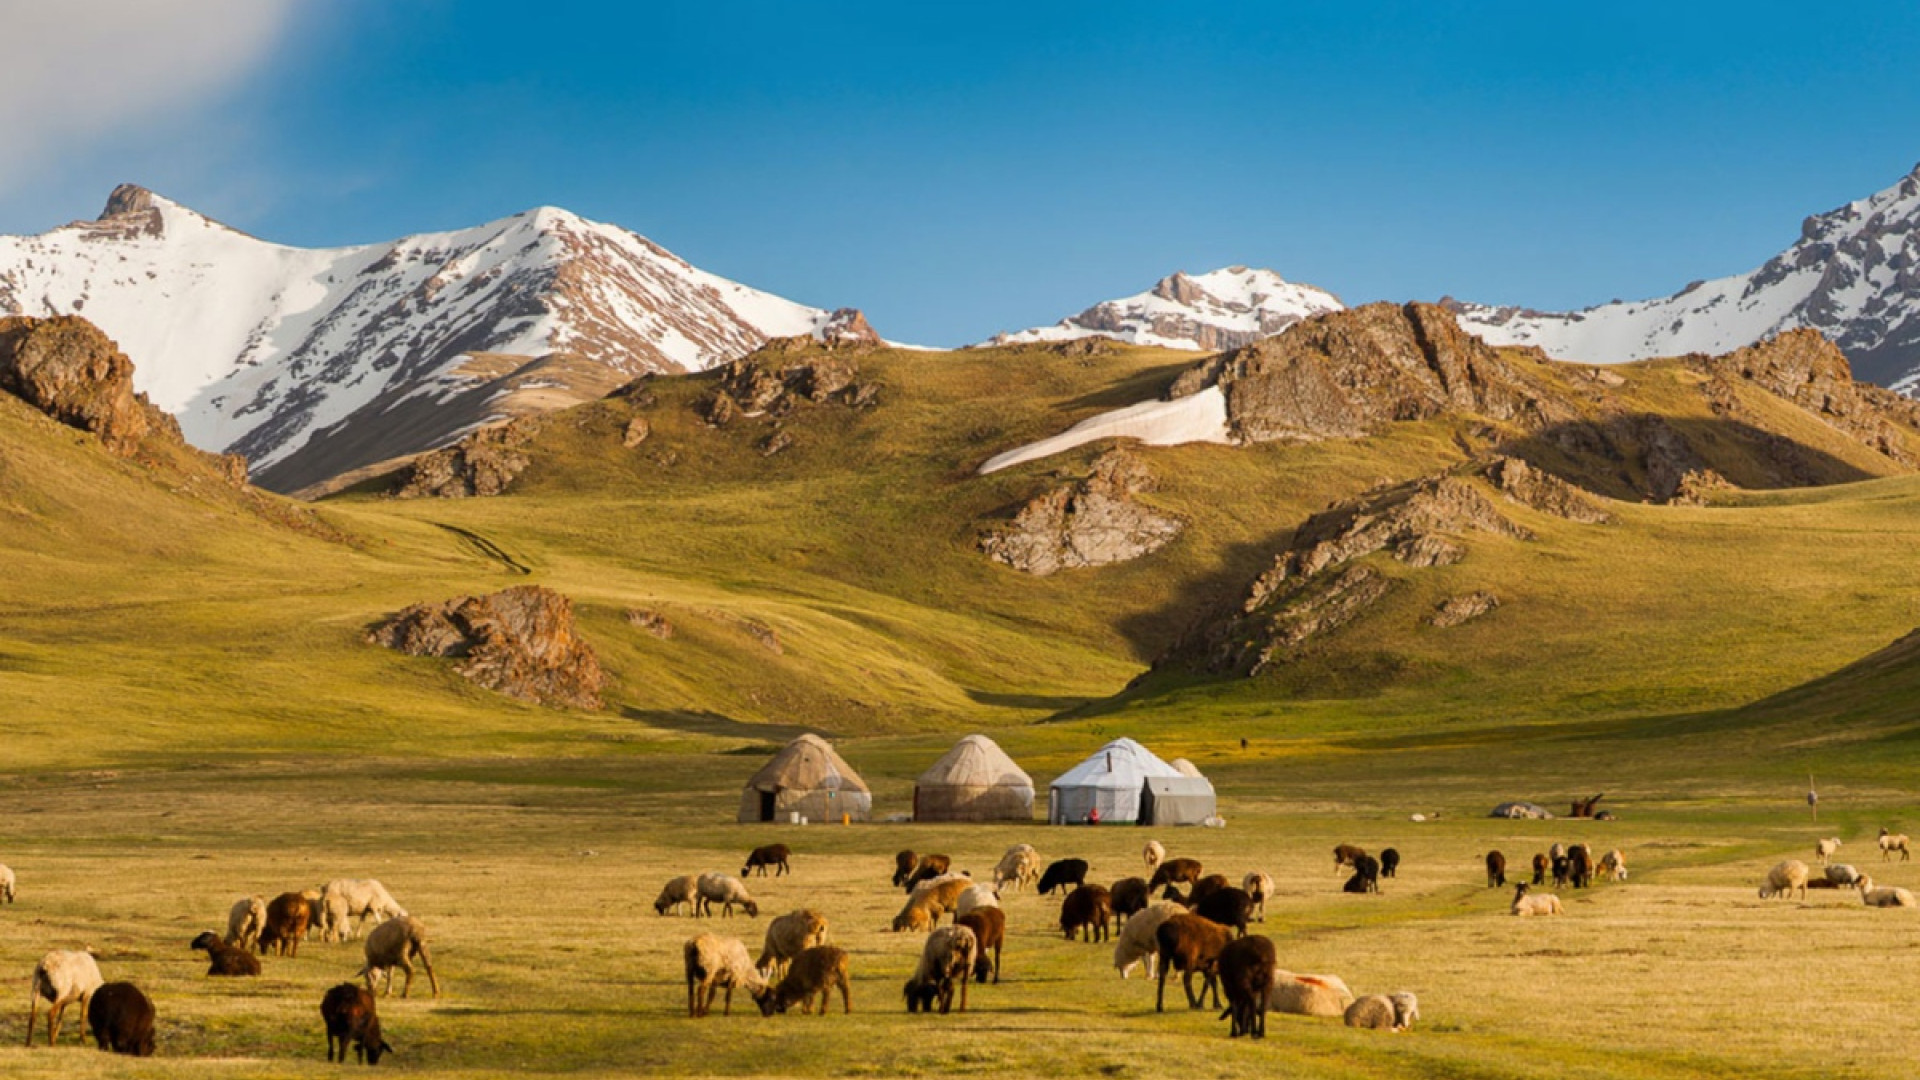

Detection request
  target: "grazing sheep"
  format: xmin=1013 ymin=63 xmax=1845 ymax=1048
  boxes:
xmin=892 ymin=889 xmax=944 ymax=933
xmin=954 ymin=883 xmax=1001 ymax=919
xmin=1333 ymin=844 xmax=1367 ymax=872
xmin=1037 ymin=858 xmax=1090 ymax=895
xmin=1568 ymin=844 xmax=1594 ymax=889
xmin=1485 ymin=851 xmax=1507 ymax=888
xmin=1110 ymin=877 xmax=1152 ymax=925
xmin=1155 ymin=913 xmax=1231 ymax=1012
xmin=757 ymin=909 xmax=828 ymax=981
xmin=1379 ymin=848 xmax=1401 ymax=879
xmin=320 ymin=878 xmax=407 ymax=943
xmin=1216 ymin=934 xmax=1277 ymax=1039
xmin=1879 ymin=828 xmax=1911 ymax=862
xmin=654 ymin=875 xmax=700 ymax=916
xmin=321 ymin=981 xmax=391 ymax=1064
xmin=1343 ymin=854 xmax=1381 ymax=895
xmin=1346 ymin=991 xmax=1420 ymax=1032
xmin=1825 ymin=863 xmax=1864 ymax=887
xmin=1060 ymin=884 xmax=1113 ymax=942
xmin=357 ymin=915 xmax=439 ymax=998
xmin=742 ymin=844 xmax=792 ymax=877
xmin=903 ymin=854 xmax=953 ymax=893
xmin=957 ymin=907 xmax=1006 ymax=984
xmin=1390 ymin=991 xmax=1421 ymax=1030
xmin=1853 ymin=876 xmax=1918 ymax=908
xmin=191 ymin=931 xmax=261 ymax=977
xmin=993 ymin=844 xmax=1041 ymax=892
xmin=758 ymin=945 xmax=851 ymax=1015
xmin=696 ymin=872 xmax=761 ymax=918
xmin=259 ymin=891 xmax=311 ymax=957
xmin=1269 ymin=971 xmax=1355 ymax=1017
xmin=1148 ymin=857 xmax=1205 ymax=893
xmin=300 ymin=887 xmax=325 ymax=941
xmin=85 ymin=982 xmax=154 ymax=1057
xmin=1814 ymin=838 xmax=1842 ymax=866
xmin=25 ymin=948 xmax=102 ymax=1047
xmin=0 ymin=863 xmax=14 ymax=903
xmin=1241 ymin=872 xmax=1275 ymax=922
xmin=1144 ymin=840 xmax=1166 ymax=873
xmin=1551 ymin=855 xmax=1571 ymax=889
xmin=1194 ymin=887 xmax=1254 ymax=938
xmin=892 ymin=850 xmax=918 ymax=887
xmin=1599 ymin=849 xmax=1628 ymax=882
xmin=904 ymin=925 xmax=977 ymax=1014
xmin=1758 ymin=860 xmax=1809 ymax=901
xmin=1183 ymin=873 xmax=1232 ymax=905
xmin=1114 ymin=900 xmax=1184 ymax=980
xmin=226 ymin=895 xmax=267 ymax=950
xmin=684 ymin=933 xmax=768 ymax=1017
xmin=1511 ymin=882 xmax=1564 ymax=916
xmin=1531 ymin=852 xmax=1548 ymax=886
xmin=1549 ymin=842 xmax=1567 ymax=862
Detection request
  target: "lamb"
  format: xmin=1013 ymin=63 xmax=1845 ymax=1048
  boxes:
xmin=1037 ymin=858 xmax=1089 ymax=895
xmin=1511 ymin=882 xmax=1564 ymax=916
xmin=1758 ymin=859 xmax=1809 ymax=901
xmin=1343 ymin=854 xmax=1381 ymax=894
xmin=903 ymin=925 xmax=977 ymax=1014
xmin=1059 ymin=884 xmax=1113 ymax=942
xmin=696 ymin=872 xmax=761 ymax=918
xmin=0 ymin=863 xmax=14 ymax=903
xmin=1143 ymin=840 xmax=1166 ymax=873
xmin=1155 ymin=913 xmax=1231 ymax=1012
xmin=1148 ymin=857 xmax=1203 ymax=892
xmin=1825 ymin=863 xmax=1864 ymax=887
xmin=892 ymin=850 xmax=918 ymax=888
xmin=1216 ymin=934 xmax=1276 ymax=1039
xmin=320 ymin=878 xmax=407 ymax=943
xmin=1531 ymin=852 xmax=1548 ymax=886
xmin=1345 ymin=991 xmax=1420 ymax=1031
xmin=742 ymin=844 xmax=792 ymax=877
xmin=1269 ymin=971 xmax=1355 ymax=1017
xmin=258 ymin=891 xmax=311 ymax=957
xmin=1194 ymin=886 xmax=1254 ymax=937
xmin=1113 ymin=901 xmax=1184 ymax=980
xmin=1333 ymin=844 xmax=1367 ymax=872
xmin=758 ymin=944 xmax=851 ymax=1015
xmin=1485 ymin=851 xmax=1507 ymax=888
xmin=684 ymin=933 xmax=768 ymax=1016
xmin=357 ymin=915 xmax=439 ymax=998
xmin=1879 ymin=828 xmax=1911 ymax=861
xmin=954 ymin=883 xmax=1000 ymax=918
xmin=956 ymin=907 xmax=1005 ymax=984
xmin=85 ymin=982 xmax=154 ymax=1057
xmin=321 ymin=981 xmax=391 ymax=1064
xmin=1111 ymin=877 xmax=1152 ymax=924
xmin=757 ymin=909 xmax=828 ymax=981
xmin=226 ymin=895 xmax=267 ymax=950
xmin=25 ymin=948 xmax=103 ymax=1047
xmin=1814 ymin=837 xmax=1842 ymax=866
xmin=993 ymin=844 xmax=1041 ymax=892
xmin=1600 ymin=849 xmax=1628 ymax=882
xmin=1241 ymin=872 xmax=1275 ymax=921
xmin=654 ymin=874 xmax=700 ymax=916
xmin=1567 ymin=844 xmax=1594 ymax=889
xmin=903 ymin=854 xmax=953 ymax=892
xmin=1379 ymin=848 xmax=1401 ymax=878
xmin=191 ymin=931 xmax=261 ymax=977
xmin=1853 ymin=876 xmax=1919 ymax=908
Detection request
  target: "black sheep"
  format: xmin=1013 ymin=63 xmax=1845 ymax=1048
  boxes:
xmin=1216 ymin=934 xmax=1276 ymax=1039
xmin=86 ymin=982 xmax=154 ymax=1057
xmin=1485 ymin=850 xmax=1507 ymax=888
xmin=321 ymin=982 xmax=392 ymax=1065
xmin=1551 ymin=855 xmax=1571 ymax=889
xmin=1379 ymin=848 xmax=1401 ymax=878
xmin=1568 ymin=845 xmax=1593 ymax=889
xmin=1343 ymin=854 xmax=1381 ymax=894
xmin=1193 ymin=886 xmax=1254 ymax=937
xmin=1036 ymin=858 xmax=1089 ymax=896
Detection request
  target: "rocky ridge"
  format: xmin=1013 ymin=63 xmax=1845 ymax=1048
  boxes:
xmin=367 ymin=585 xmax=606 ymax=709
xmin=987 ymin=266 xmax=1343 ymax=351
xmin=979 ymin=450 xmax=1183 ymax=575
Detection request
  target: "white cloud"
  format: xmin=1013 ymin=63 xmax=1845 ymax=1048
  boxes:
xmin=0 ymin=0 xmax=300 ymax=194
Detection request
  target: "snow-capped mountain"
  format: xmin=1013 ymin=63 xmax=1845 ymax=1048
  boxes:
xmin=1454 ymin=162 xmax=1920 ymax=391
xmin=0 ymin=185 xmax=860 ymax=492
xmin=985 ymin=266 xmax=1344 ymax=352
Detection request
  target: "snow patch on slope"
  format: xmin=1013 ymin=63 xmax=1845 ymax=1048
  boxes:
xmin=978 ymin=386 xmax=1232 ymax=474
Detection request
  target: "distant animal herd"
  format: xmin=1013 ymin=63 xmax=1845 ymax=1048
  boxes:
xmin=2 ymin=824 xmax=1911 ymax=1058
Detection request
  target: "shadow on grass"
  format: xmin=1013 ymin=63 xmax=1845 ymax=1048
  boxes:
xmin=620 ymin=707 xmax=822 ymax=743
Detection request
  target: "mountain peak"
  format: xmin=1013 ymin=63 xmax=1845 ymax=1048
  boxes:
xmin=100 ymin=183 xmax=159 ymax=219
xmin=986 ymin=265 xmax=1343 ymax=352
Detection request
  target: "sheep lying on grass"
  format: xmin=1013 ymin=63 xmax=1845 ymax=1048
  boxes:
xmin=993 ymin=844 xmax=1041 ymax=892
xmin=1114 ymin=901 xmax=1184 ymax=981
xmin=655 ymin=875 xmax=700 ymax=916
xmin=1269 ymin=971 xmax=1354 ymax=1017
xmin=26 ymin=948 xmax=102 ymax=1047
xmin=1216 ymin=934 xmax=1276 ymax=1039
xmin=1826 ymin=864 xmax=1864 ymax=887
xmin=1345 ymin=991 xmax=1420 ymax=1031
xmin=684 ymin=933 xmax=768 ymax=1017
xmin=1511 ymin=883 xmax=1563 ymax=916
xmin=759 ymin=945 xmax=851 ymax=1015
xmin=696 ymin=872 xmax=761 ymax=918
xmin=358 ymin=915 xmax=439 ymax=998
xmin=1853 ymin=877 xmax=1918 ymax=908
xmin=757 ymin=909 xmax=828 ymax=981
xmin=1759 ymin=860 xmax=1809 ymax=901
xmin=321 ymin=982 xmax=391 ymax=1064
xmin=191 ymin=931 xmax=261 ymax=977
xmin=86 ymin=982 xmax=154 ymax=1057
xmin=904 ymin=925 xmax=977 ymax=1014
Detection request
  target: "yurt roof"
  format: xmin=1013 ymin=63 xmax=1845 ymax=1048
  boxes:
xmin=1049 ymin=737 xmax=1183 ymax=789
xmin=745 ymin=733 xmax=870 ymax=793
xmin=916 ymin=734 xmax=1033 ymax=789
xmin=1169 ymin=758 xmax=1205 ymax=778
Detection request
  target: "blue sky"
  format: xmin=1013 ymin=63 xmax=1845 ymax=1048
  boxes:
xmin=5 ymin=1 xmax=1920 ymax=346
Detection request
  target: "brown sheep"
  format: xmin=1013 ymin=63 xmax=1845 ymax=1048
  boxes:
xmin=1193 ymin=886 xmax=1254 ymax=937
xmin=1485 ymin=850 xmax=1507 ymax=888
xmin=1531 ymin=852 xmax=1549 ymax=886
xmin=1333 ymin=844 xmax=1368 ymax=872
xmin=1148 ymin=857 xmax=1203 ymax=892
xmin=190 ymin=931 xmax=261 ymax=977
xmin=86 ymin=982 xmax=154 ymax=1057
xmin=742 ymin=844 xmax=792 ymax=877
xmin=320 ymin=981 xmax=390 ymax=1064
xmin=903 ymin=925 xmax=976 ymax=1014
xmin=759 ymin=945 xmax=851 ymax=1015
xmin=1109 ymin=877 xmax=1151 ymax=926
xmin=1155 ymin=913 xmax=1231 ymax=1012
xmin=1216 ymin=934 xmax=1276 ymax=1039
xmin=1060 ymin=884 xmax=1112 ymax=942
xmin=892 ymin=850 xmax=918 ymax=887
xmin=956 ymin=907 xmax=1005 ymax=984
xmin=258 ymin=891 xmax=310 ymax=957
xmin=903 ymin=854 xmax=952 ymax=893
xmin=1185 ymin=873 xmax=1232 ymax=905
xmin=358 ymin=915 xmax=440 ymax=999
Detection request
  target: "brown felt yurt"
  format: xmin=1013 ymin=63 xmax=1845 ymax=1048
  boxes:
xmin=913 ymin=734 xmax=1035 ymax=822
xmin=738 ymin=734 xmax=872 ymax=823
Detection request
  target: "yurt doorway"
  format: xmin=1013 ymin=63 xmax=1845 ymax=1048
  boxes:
xmin=759 ymin=790 xmax=777 ymax=822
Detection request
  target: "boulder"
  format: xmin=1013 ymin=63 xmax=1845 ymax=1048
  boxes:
xmin=391 ymin=417 xmax=542 ymax=498
xmin=368 ymin=585 xmax=606 ymax=709
xmin=1485 ymin=457 xmax=1613 ymax=523
xmin=0 ymin=315 xmax=160 ymax=455
xmin=1430 ymin=591 xmax=1500 ymax=628
xmin=980 ymin=450 xmax=1183 ymax=575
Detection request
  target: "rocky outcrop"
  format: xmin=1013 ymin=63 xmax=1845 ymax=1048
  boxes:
xmin=391 ymin=416 xmax=543 ymax=498
xmin=1485 ymin=457 xmax=1613 ymax=523
xmin=1689 ymin=330 xmax=1920 ymax=465
xmin=703 ymin=348 xmax=877 ymax=429
xmin=625 ymin=609 xmax=674 ymax=639
xmin=980 ymin=450 xmax=1183 ymax=575
xmin=815 ymin=308 xmax=883 ymax=347
xmin=368 ymin=585 xmax=605 ymax=709
xmin=1430 ymin=591 xmax=1500 ymax=628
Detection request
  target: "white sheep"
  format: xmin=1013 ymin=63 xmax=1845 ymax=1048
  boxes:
xmin=1825 ymin=863 xmax=1864 ymax=887
xmin=1143 ymin=840 xmax=1166 ymax=873
xmin=1269 ymin=971 xmax=1355 ymax=1017
xmin=1879 ymin=828 xmax=1911 ymax=862
xmin=1852 ymin=876 xmax=1918 ymax=908
xmin=905 ymin=925 xmax=978 ymax=1014
xmin=357 ymin=915 xmax=439 ymax=998
xmin=1758 ymin=860 xmax=1809 ymax=901
xmin=26 ymin=949 xmax=103 ymax=1046
xmin=1389 ymin=991 xmax=1421 ymax=1030
xmin=654 ymin=874 xmax=700 ymax=916
xmin=226 ymin=895 xmax=267 ymax=950
xmin=992 ymin=844 xmax=1041 ymax=892
xmin=954 ymin=883 xmax=1000 ymax=918
xmin=685 ymin=933 xmax=768 ymax=1016
xmin=1511 ymin=883 xmax=1563 ymax=916
xmin=1112 ymin=900 xmax=1185 ymax=980
xmin=757 ymin=909 xmax=828 ymax=980
xmin=1599 ymin=849 xmax=1628 ymax=882
xmin=1344 ymin=994 xmax=1397 ymax=1030
xmin=1814 ymin=837 xmax=1842 ymax=866
xmin=0 ymin=863 xmax=14 ymax=903
xmin=1242 ymin=871 xmax=1275 ymax=922
xmin=320 ymin=878 xmax=407 ymax=942
xmin=696 ymin=872 xmax=760 ymax=918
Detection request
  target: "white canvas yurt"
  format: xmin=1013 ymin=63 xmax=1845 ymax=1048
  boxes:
xmin=1048 ymin=737 xmax=1187 ymax=825
xmin=738 ymin=734 xmax=872 ymax=823
xmin=1169 ymin=758 xmax=1204 ymax=778
xmin=913 ymin=734 xmax=1035 ymax=822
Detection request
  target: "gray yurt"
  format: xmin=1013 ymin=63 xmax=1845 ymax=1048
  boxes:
xmin=1048 ymin=737 xmax=1182 ymax=824
xmin=1139 ymin=774 xmax=1217 ymax=826
xmin=738 ymin=734 xmax=872 ymax=823
xmin=914 ymin=734 xmax=1035 ymax=822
